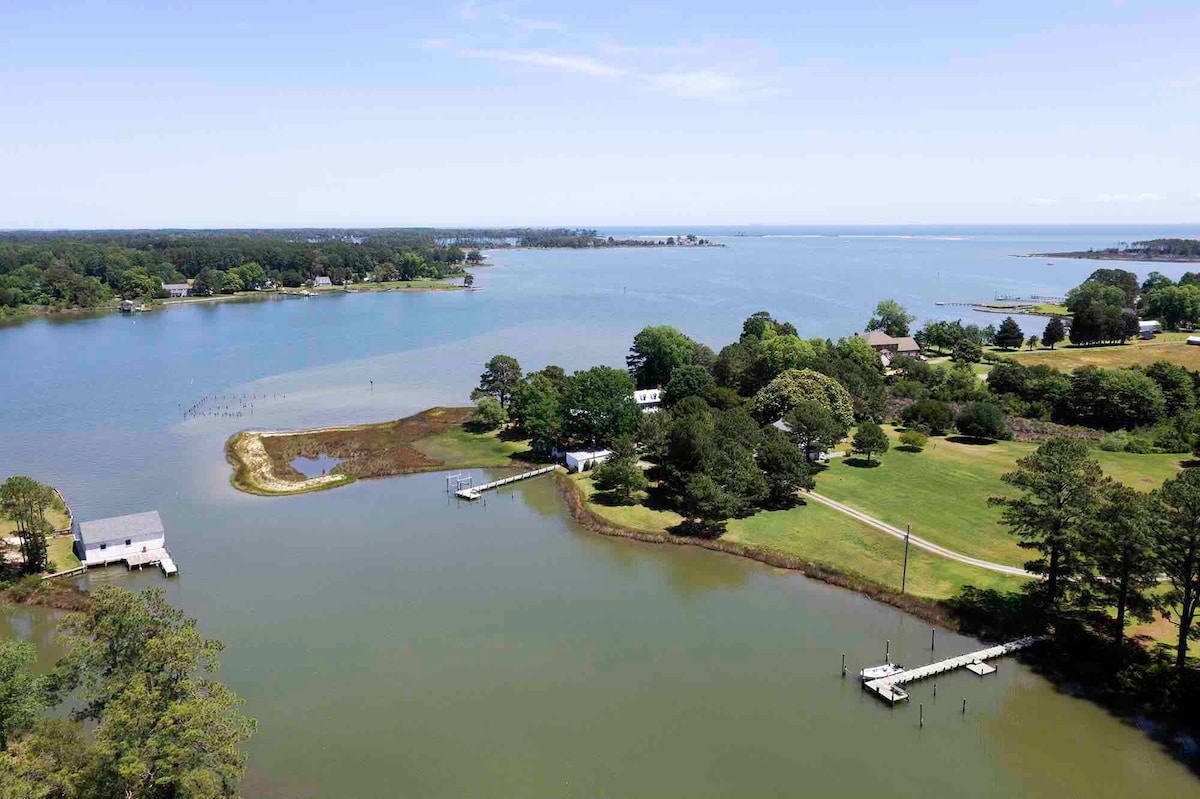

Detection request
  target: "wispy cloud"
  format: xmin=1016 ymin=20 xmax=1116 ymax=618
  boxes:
xmin=459 ymin=48 xmax=626 ymax=78
xmin=458 ymin=1 xmax=560 ymax=32
xmin=648 ymin=70 xmax=743 ymax=98
xmin=1097 ymin=192 xmax=1158 ymax=203
xmin=1027 ymin=197 xmax=1059 ymax=206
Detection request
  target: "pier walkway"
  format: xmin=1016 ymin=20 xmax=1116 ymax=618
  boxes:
xmin=863 ymin=637 xmax=1040 ymax=703
xmin=455 ymin=466 xmax=557 ymax=500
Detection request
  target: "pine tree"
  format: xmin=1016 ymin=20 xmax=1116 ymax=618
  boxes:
xmin=994 ymin=316 xmax=1024 ymax=350
xmin=1043 ymin=317 xmax=1065 ymax=350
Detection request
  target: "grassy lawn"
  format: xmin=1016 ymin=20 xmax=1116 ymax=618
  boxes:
xmin=321 ymin=279 xmax=462 ymax=293
xmin=569 ymin=474 xmax=1029 ymax=600
xmin=46 ymin=535 xmax=81 ymax=573
xmin=0 ymin=496 xmax=70 ymax=537
xmin=411 ymin=426 xmax=531 ymax=467
xmin=815 ymin=428 xmax=1187 ymax=567
xmin=1001 ymin=333 xmax=1200 ymax=371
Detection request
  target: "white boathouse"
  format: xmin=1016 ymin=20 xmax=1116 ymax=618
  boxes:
xmin=72 ymin=511 xmax=177 ymax=575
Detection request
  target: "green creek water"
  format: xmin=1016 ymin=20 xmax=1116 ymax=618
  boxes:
xmin=4 ymin=227 xmax=1200 ymax=797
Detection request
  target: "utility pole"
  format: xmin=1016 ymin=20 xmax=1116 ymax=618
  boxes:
xmin=901 ymin=524 xmax=911 ymax=594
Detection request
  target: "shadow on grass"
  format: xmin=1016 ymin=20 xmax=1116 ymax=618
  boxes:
xmin=668 ymin=519 xmax=727 ymax=539
xmin=843 ymin=457 xmax=882 ymax=468
xmin=896 ymin=444 xmax=924 ymax=453
xmin=1180 ymin=459 xmax=1200 ymax=470
xmin=946 ymin=435 xmax=999 ymax=446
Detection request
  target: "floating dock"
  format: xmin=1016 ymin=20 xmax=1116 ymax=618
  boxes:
xmin=861 ymin=636 xmax=1039 ymax=704
xmin=455 ymin=466 xmax=557 ymax=500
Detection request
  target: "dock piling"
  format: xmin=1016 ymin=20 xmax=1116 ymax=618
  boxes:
xmin=841 ymin=653 xmax=846 ymax=676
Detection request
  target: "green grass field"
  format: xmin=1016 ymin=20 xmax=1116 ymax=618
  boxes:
xmin=570 ymin=473 xmax=1029 ymax=600
xmin=0 ymin=498 xmax=70 ymax=537
xmin=816 ymin=429 xmax=1187 ymax=567
xmin=412 ymin=426 xmax=532 ymax=467
xmin=1000 ymin=333 xmax=1200 ymax=371
xmin=47 ymin=535 xmax=81 ymax=573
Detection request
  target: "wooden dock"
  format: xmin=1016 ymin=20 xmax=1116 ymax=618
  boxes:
xmin=455 ymin=466 xmax=557 ymax=500
xmin=862 ymin=636 xmax=1039 ymax=704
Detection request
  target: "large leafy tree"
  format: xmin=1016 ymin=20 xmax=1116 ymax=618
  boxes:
xmin=1155 ymin=469 xmax=1200 ymax=676
xmin=1084 ymin=481 xmax=1159 ymax=655
xmin=851 ymin=420 xmax=890 ymax=465
xmin=784 ymin=399 xmax=847 ymax=461
xmin=52 ymin=586 xmax=256 ymax=798
xmin=0 ymin=641 xmax=44 ymax=752
xmin=757 ymin=426 xmax=813 ymax=506
xmin=750 ymin=369 xmax=855 ymax=428
xmin=626 ymin=326 xmax=694 ymax=389
xmin=0 ymin=475 xmax=54 ymax=575
xmin=561 ymin=366 xmax=641 ymax=448
xmin=955 ymin=402 xmax=1008 ymax=440
xmin=475 ymin=354 xmax=523 ymax=410
xmin=511 ymin=373 xmax=562 ymax=453
xmin=662 ymin=364 xmax=713 ymax=406
xmin=866 ymin=299 xmax=914 ymax=337
xmin=990 ymin=438 xmax=1102 ymax=609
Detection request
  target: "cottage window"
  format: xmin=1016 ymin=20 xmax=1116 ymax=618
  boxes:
xmin=125 ymin=539 xmax=132 ymax=546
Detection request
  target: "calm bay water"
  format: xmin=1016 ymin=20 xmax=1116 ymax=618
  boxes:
xmin=4 ymin=226 xmax=1200 ymax=797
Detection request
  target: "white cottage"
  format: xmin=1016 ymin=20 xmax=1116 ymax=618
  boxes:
xmin=564 ymin=449 xmax=612 ymax=472
xmin=313 ymin=276 xmax=333 ymax=287
xmin=72 ymin=511 xmax=175 ymax=574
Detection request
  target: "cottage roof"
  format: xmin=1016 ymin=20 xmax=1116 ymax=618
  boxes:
xmin=893 ymin=336 xmax=920 ymax=352
xmin=74 ymin=511 xmax=163 ymax=546
xmin=860 ymin=330 xmax=896 ymax=347
xmin=162 ymin=283 xmax=189 ymax=291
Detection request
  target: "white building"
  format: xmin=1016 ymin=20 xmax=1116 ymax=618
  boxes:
xmin=1139 ymin=320 xmax=1162 ymax=339
xmin=313 ymin=276 xmax=333 ymax=287
xmin=564 ymin=449 xmax=612 ymax=472
xmin=634 ymin=388 xmax=662 ymax=413
xmin=72 ymin=511 xmax=176 ymax=574
xmin=162 ymin=282 xmax=191 ymax=298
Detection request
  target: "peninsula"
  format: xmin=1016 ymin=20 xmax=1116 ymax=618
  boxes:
xmin=1032 ymin=237 xmax=1200 ymax=262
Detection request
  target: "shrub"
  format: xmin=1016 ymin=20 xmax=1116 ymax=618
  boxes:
xmin=1099 ymin=431 xmax=1130 ymax=452
xmin=955 ymin=402 xmax=1009 ymax=440
xmin=1126 ymin=436 xmax=1154 ymax=454
xmin=901 ymin=399 xmax=954 ymax=435
xmin=469 ymin=395 xmax=507 ymax=431
xmin=898 ymin=430 xmax=928 ymax=451
xmin=952 ymin=338 xmax=983 ymax=363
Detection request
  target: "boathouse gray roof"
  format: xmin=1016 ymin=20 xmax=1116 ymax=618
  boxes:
xmin=73 ymin=511 xmax=164 ymax=546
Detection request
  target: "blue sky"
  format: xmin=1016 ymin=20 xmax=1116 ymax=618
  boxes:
xmin=2 ymin=1 xmax=1198 ymax=227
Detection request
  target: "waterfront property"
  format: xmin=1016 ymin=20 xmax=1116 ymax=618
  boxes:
xmin=72 ymin=510 xmax=177 ymax=575
xmin=564 ymin=448 xmax=611 ymax=472
xmin=857 ymin=330 xmax=921 ymax=366
xmin=313 ymin=276 xmax=333 ymax=287
xmin=162 ymin=282 xmax=192 ymax=298
xmin=860 ymin=637 xmax=1040 ymax=704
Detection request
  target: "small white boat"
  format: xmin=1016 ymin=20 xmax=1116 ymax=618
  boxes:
xmin=859 ymin=663 xmax=904 ymax=682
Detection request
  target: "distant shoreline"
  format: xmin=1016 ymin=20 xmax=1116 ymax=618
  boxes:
xmin=1025 ymin=252 xmax=1200 ymax=263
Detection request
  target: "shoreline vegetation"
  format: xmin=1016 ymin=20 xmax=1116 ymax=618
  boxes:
xmin=0 ymin=227 xmax=722 ymax=321
xmin=1 ymin=479 xmax=88 ymax=610
xmin=225 ymin=407 xmax=534 ymax=496
xmin=1029 ymin=238 xmax=1200 ymax=263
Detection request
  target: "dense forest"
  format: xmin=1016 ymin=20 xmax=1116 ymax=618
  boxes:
xmin=1040 ymin=238 xmax=1200 ymax=261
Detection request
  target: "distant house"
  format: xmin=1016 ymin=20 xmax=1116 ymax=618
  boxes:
xmin=72 ymin=510 xmax=176 ymax=574
xmin=1188 ymin=336 xmax=1200 ymax=347
xmin=119 ymin=299 xmax=136 ymax=313
xmin=857 ymin=330 xmax=921 ymax=367
xmin=634 ymin=388 xmax=662 ymax=413
xmin=313 ymin=276 xmax=333 ymax=287
xmin=162 ymin=282 xmax=191 ymax=298
xmin=564 ymin=449 xmax=612 ymax=472
xmin=1139 ymin=320 xmax=1162 ymax=339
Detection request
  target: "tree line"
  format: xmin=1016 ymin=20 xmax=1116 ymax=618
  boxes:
xmin=0 ymin=233 xmax=471 ymax=310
